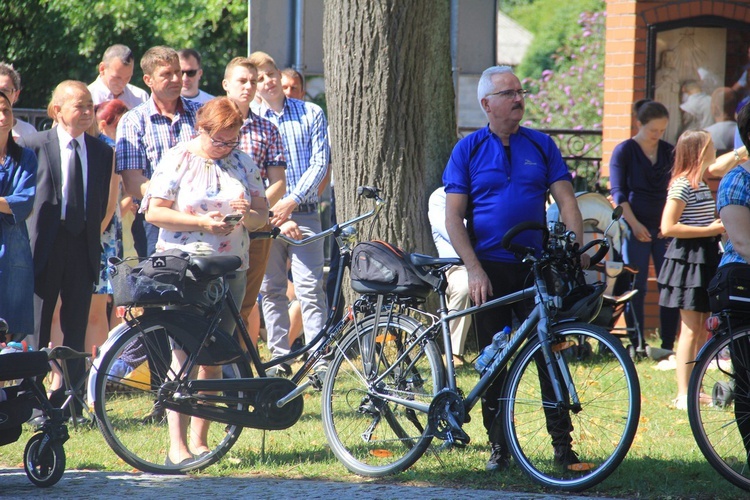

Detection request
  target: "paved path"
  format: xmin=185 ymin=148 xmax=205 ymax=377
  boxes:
xmin=0 ymin=467 xmax=611 ymax=499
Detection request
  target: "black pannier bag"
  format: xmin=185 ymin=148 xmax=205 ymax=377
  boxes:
xmin=708 ymin=263 xmax=750 ymax=313
xmin=350 ymin=240 xmax=432 ymax=299
xmin=108 ymin=249 xmax=191 ymax=306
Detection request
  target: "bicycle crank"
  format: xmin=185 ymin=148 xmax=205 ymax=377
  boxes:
xmin=428 ymin=389 xmax=470 ymax=446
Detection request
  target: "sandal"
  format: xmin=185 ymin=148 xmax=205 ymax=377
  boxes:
xmin=672 ymin=395 xmax=687 ymax=410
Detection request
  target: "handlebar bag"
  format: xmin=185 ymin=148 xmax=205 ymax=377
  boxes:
xmin=708 ymin=263 xmax=750 ymax=313
xmin=350 ymin=241 xmax=431 ymax=298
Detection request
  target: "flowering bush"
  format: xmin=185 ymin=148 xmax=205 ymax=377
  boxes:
xmin=522 ymin=10 xmax=605 ymax=131
xmin=520 ymin=10 xmax=605 ymax=192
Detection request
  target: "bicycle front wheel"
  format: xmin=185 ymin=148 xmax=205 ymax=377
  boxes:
xmin=322 ymin=312 xmax=444 ymax=477
xmin=503 ymin=322 xmax=640 ymax=491
xmin=93 ymin=313 xmax=251 ymax=474
xmin=688 ymin=327 xmax=750 ymax=491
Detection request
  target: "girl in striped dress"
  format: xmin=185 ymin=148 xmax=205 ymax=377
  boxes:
xmin=658 ymin=130 xmax=725 ymax=409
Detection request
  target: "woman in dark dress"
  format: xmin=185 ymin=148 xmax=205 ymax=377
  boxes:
xmin=609 ymin=100 xmax=679 ymax=351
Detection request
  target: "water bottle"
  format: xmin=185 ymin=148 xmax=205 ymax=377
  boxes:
xmin=474 ymin=326 xmax=511 ymax=374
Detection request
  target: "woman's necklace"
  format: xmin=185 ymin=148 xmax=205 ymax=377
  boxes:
xmin=635 ymin=137 xmax=658 ymax=163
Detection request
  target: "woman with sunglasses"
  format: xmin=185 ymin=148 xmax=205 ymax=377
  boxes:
xmin=143 ymin=96 xmax=267 ymax=466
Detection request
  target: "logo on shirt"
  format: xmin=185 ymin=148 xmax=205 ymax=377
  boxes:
xmin=524 ymin=159 xmax=538 ymax=166
xmin=695 ymin=191 xmax=713 ymax=202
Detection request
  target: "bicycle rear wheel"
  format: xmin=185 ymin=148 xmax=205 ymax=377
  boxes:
xmin=93 ymin=313 xmax=251 ymax=474
xmin=688 ymin=327 xmax=750 ymax=491
xmin=503 ymin=323 xmax=640 ymax=491
xmin=322 ymin=313 xmax=444 ymax=477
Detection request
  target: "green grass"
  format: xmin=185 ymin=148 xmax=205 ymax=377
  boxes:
xmin=0 ymin=331 xmax=747 ymax=498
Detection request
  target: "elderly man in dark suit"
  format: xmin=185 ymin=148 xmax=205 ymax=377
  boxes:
xmin=21 ymin=80 xmax=113 ymax=401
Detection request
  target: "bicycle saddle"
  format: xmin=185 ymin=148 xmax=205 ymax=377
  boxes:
xmin=409 ymin=254 xmax=462 ymax=268
xmin=189 ymin=255 xmax=242 ymax=279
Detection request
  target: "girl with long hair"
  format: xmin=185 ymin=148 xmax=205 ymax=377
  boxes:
xmin=658 ymin=130 xmax=724 ymax=409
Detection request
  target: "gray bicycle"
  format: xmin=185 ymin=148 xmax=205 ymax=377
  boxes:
xmin=321 ymin=208 xmax=641 ymax=491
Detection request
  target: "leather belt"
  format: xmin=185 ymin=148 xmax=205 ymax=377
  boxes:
xmin=294 ymin=203 xmax=318 ymax=213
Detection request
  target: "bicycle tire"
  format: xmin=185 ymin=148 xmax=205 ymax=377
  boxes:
xmin=93 ymin=312 xmax=251 ymax=474
xmin=688 ymin=327 xmax=750 ymax=491
xmin=24 ymin=432 xmax=65 ymax=487
xmin=322 ymin=312 xmax=444 ymax=477
xmin=503 ymin=322 xmax=640 ymax=491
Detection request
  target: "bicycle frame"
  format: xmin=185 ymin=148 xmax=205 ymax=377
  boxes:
xmin=95 ymin=190 xmax=390 ymax=412
xmin=357 ymin=257 xmax=580 ymax=419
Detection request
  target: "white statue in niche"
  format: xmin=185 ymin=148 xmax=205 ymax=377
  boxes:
xmin=655 ymin=49 xmax=681 ymax=144
xmin=673 ymin=28 xmax=705 ymax=82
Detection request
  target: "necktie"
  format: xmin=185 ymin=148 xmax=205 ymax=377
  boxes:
xmin=65 ymin=138 xmax=85 ymax=234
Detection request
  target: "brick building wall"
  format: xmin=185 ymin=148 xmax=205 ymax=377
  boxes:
xmin=602 ymin=0 xmax=750 ymax=333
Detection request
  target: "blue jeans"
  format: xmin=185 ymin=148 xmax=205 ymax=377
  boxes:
xmin=622 ymin=226 xmax=679 ymax=350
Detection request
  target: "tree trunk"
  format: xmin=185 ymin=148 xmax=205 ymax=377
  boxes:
xmin=323 ymin=0 xmax=456 ymax=255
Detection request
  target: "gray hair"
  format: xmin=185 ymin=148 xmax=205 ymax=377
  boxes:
xmin=477 ymin=65 xmax=515 ymax=109
xmin=102 ymin=44 xmax=135 ymax=66
xmin=0 ymin=62 xmax=21 ymax=91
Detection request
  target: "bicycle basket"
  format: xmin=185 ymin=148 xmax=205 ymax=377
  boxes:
xmin=108 ymin=250 xmax=190 ymax=307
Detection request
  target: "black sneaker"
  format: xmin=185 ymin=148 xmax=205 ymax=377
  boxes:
xmin=486 ymin=442 xmax=510 ymax=472
xmin=553 ymin=446 xmax=580 ymax=468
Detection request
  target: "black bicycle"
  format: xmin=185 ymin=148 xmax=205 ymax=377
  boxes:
xmin=88 ymin=186 xmax=428 ymax=474
xmin=321 ymin=209 xmax=641 ymax=491
xmin=687 ymin=310 xmax=750 ymax=491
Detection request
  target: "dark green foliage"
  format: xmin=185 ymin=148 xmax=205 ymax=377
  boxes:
xmin=1 ymin=0 xmax=248 ymax=108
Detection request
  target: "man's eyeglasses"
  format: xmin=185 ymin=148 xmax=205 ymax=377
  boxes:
xmin=209 ymin=136 xmax=240 ymax=149
xmin=182 ymin=69 xmax=199 ymax=78
xmin=486 ymin=89 xmax=529 ymax=100
xmin=0 ymin=87 xmax=16 ymax=96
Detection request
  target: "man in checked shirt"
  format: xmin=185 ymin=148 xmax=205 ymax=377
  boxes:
xmin=223 ymin=56 xmax=287 ymax=349
xmin=116 ymin=46 xmax=202 ymax=256
xmin=249 ymin=51 xmax=330 ymax=377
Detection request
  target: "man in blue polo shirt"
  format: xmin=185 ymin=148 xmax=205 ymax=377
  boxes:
xmin=444 ymin=65 xmax=586 ymax=472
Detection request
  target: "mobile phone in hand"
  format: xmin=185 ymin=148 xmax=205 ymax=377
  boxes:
xmin=222 ymin=213 xmax=243 ymax=226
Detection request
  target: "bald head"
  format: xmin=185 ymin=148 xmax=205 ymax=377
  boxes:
xmin=51 ymin=80 xmax=94 ymax=136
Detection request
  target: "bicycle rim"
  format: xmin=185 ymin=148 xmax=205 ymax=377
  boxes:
xmin=688 ymin=328 xmax=750 ymax=491
xmin=503 ymin=323 xmax=640 ymax=491
xmin=322 ymin=313 xmax=444 ymax=477
xmin=93 ymin=317 xmax=249 ymax=474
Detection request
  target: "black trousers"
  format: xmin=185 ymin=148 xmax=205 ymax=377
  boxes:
xmin=477 ymin=260 xmax=572 ymax=450
xmin=34 ymin=226 xmax=94 ymax=390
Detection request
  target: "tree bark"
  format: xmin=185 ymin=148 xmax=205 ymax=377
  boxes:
xmin=323 ymin=0 xmax=456 ymax=254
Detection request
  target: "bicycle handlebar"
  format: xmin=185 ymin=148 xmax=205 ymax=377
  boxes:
xmin=501 ymin=221 xmax=549 ymax=258
xmin=501 ymin=219 xmax=610 ymax=267
xmin=579 ymin=238 xmax=610 ymax=267
xmin=248 ymin=185 xmax=385 ymax=246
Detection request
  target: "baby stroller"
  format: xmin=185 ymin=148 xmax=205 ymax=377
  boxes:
xmin=548 ymin=192 xmax=653 ymax=359
xmin=0 ymin=318 xmax=78 ymax=487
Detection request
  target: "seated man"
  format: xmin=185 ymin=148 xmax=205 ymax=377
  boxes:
xmin=428 ymin=186 xmax=472 ymax=365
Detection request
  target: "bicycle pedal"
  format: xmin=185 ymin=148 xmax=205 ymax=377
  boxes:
xmin=308 ymin=370 xmax=326 ymax=391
